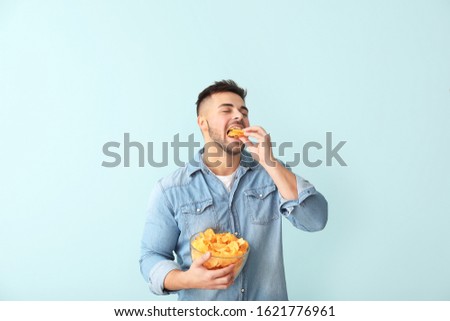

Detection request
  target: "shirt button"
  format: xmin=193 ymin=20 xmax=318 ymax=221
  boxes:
xmin=234 ymin=232 xmax=239 ymax=236
xmin=259 ymin=194 xmax=263 ymax=198
xmin=196 ymin=208 xmax=200 ymax=212
xmin=241 ymin=288 xmax=245 ymax=293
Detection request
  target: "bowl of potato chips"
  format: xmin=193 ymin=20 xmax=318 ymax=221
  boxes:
xmin=190 ymin=228 xmax=250 ymax=279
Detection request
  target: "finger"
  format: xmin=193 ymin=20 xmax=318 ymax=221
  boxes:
xmin=193 ymin=252 xmax=211 ymax=266
xmin=213 ymin=273 xmax=235 ymax=287
xmin=239 ymin=135 xmax=250 ymax=143
xmin=239 ymin=136 xmax=255 ymax=148
xmin=210 ymin=264 xmax=235 ymax=279
xmin=244 ymin=126 xmax=267 ymax=135
xmin=208 ymin=281 xmax=233 ymax=290
xmin=244 ymin=129 xmax=269 ymax=143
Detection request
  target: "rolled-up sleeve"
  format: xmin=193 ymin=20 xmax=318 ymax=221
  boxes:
xmin=279 ymin=175 xmax=328 ymax=232
xmin=139 ymin=181 xmax=181 ymax=295
xmin=148 ymin=260 xmax=181 ymax=295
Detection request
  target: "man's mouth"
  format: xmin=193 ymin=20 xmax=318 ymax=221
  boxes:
xmin=227 ymin=124 xmax=243 ymax=131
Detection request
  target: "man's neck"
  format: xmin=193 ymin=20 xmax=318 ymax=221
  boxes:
xmin=202 ymin=147 xmax=241 ymax=176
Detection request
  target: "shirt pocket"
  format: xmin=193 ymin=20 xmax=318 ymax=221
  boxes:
xmin=180 ymin=199 xmax=218 ymax=237
xmin=244 ymin=184 xmax=280 ymax=225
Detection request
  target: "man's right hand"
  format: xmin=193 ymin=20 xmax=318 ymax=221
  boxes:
xmin=163 ymin=252 xmax=235 ymax=291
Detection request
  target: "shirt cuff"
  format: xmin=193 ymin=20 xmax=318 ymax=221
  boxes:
xmin=279 ymin=176 xmax=316 ymax=215
xmin=148 ymin=260 xmax=181 ymax=295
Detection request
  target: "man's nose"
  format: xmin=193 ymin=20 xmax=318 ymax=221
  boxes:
xmin=232 ymin=110 xmax=244 ymax=120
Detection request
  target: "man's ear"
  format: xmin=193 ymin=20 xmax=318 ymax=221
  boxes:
xmin=197 ymin=115 xmax=208 ymax=133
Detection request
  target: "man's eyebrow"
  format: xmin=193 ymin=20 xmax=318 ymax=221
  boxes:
xmin=218 ymin=103 xmax=248 ymax=112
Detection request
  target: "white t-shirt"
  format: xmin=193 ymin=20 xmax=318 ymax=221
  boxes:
xmin=215 ymin=171 xmax=237 ymax=192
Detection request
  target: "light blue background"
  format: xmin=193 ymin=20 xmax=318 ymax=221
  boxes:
xmin=1 ymin=0 xmax=449 ymax=300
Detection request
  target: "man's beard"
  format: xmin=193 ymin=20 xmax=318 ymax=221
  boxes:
xmin=207 ymin=122 xmax=243 ymax=156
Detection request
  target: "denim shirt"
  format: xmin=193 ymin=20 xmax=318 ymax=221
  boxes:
xmin=139 ymin=149 xmax=328 ymax=300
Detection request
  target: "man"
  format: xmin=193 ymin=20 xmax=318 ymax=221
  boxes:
xmin=140 ymin=80 xmax=327 ymax=300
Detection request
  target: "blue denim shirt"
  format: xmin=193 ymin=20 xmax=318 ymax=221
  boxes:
xmin=140 ymin=149 xmax=327 ymax=300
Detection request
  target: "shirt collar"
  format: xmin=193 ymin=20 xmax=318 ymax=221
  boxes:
xmin=186 ymin=148 xmax=259 ymax=176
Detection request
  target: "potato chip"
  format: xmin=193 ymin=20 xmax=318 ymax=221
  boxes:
xmin=226 ymin=128 xmax=245 ymax=138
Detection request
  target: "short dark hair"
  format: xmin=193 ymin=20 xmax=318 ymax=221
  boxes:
xmin=196 ymin=80 xmax=247 ymax=115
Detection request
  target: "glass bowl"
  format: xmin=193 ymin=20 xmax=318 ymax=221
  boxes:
xmin=190 ymin=230 xmax=250 ymax=279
